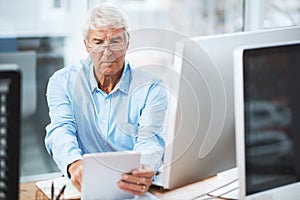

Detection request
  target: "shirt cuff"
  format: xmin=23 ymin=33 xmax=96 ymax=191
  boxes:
xmin=61 ymin=154 xmax=83 ymax=178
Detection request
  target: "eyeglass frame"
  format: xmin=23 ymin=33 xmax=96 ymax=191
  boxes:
xmin=85 ymin=31 xmax=129 ymax=52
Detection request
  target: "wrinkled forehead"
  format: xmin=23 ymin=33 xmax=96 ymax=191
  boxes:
xmin=87 ymin=28 xmax=125 ymax=40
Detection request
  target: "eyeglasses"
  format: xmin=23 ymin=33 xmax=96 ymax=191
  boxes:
xmin=86 ymin=31 xmax=128 ymax=52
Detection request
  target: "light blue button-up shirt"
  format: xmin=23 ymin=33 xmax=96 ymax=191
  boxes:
xmin=45 ymin=56 xmax=168 ymax=177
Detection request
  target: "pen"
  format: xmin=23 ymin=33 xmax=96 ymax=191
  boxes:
xmin=55 ymin=184 xmax=66 ymax=200
xmin=51 ymin=181 xmax=54 ymax=200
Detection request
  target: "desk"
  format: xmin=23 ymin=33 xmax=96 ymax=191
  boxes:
xmin=20 ymin=168 xmax=237 ymax=200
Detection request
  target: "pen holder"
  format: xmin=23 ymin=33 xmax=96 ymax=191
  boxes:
xmin=35 ymin=187 xmax=65 ymax=200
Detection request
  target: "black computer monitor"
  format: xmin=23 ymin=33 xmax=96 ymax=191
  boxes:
xmin=235 ymin=41 xmax=300 ymax=199
xmin=0 ymin=66 xmax=21 ymax=199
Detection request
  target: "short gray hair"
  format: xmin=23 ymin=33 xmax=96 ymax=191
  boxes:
xmin=82 ymin=3 xmax=130 ymax=40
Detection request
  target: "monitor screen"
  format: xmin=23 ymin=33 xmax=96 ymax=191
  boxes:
xmin=243 ymin=42 xmax=300 ymax=195
xmin=0 ymin=67 xmax=21 ymax=199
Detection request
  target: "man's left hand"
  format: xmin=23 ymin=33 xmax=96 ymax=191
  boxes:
xmin=118 ymin=164 xmax=155 ymax=196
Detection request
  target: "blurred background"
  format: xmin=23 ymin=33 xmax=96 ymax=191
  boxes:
xmin=0 ymin=0 xmax=299 ymax=181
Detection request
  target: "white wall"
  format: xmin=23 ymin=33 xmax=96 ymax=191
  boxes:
xmin=0 ymin=0 xmax=89 ymax=65
xmin=0 ymin=0 xmax=40 ymax=35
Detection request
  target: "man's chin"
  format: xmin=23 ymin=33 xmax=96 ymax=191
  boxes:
xmin=101 ymin=67 xmax=118 ymax=76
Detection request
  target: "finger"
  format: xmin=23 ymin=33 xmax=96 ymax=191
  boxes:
xmin=71 ymin=175 xmax=81 ymax=192
xmin=118 ymin=180 xmax=148 ymax=196
xmin=122 ymin=174 xmax=152 ymax=186
xmin=71 ymin=171 xmax=82 ymax=191
xmin=131 ymin=170 xmax=155 ymax=178
xmin=119 ymin=187 xmax=147 ymax=196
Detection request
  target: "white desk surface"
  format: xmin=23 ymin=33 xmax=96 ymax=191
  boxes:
xmin=151 ymin=167 xmax=238 ymax=200
xmin=20 ymin=168 xmax=238 ymax=200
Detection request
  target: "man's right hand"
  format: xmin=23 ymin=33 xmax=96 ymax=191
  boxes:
xmin=68 ymin=160 xmax=83 ymax=191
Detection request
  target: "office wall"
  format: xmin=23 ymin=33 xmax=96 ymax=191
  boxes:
xmin=0 ymin=0 xmax=40 ymax=34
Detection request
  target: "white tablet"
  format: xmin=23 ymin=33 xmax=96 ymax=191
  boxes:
xmin=81 ymin=151 xmax=140 ymax=200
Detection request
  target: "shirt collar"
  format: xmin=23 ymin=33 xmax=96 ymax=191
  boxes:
xmin=87 ymin=57 xmax=131 ymax=94
xmin=85 ymin=57 xmax=98 ymax=93
xmin=118 ymin=59 xmax=130 ymax=94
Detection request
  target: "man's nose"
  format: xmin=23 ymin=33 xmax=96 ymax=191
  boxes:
xmin=102 ymin=43 xmax=113 ymax=56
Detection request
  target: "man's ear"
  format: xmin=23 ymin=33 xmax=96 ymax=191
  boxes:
xmin=83 ymin=39 xmax=90 ymax=53
xmin=125 ymin=34 xmax=130 ymax=50
xmin=125 ymin=40 xmax=130 ymax=51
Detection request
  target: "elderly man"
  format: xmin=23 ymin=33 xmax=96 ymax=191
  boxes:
xmin=45 ymin=3 xmax=168 ymax=196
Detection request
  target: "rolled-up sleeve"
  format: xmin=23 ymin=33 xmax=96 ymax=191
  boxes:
xmin=133 ymin=81 xmax=168 ymax=171
xmin=45 ymin=74 xmax=82 ymax=177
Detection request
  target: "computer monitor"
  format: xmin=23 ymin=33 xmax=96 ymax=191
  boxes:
xmin=160 ymin=26 xmax=300 ymax=190
xmin=234 ymin=41 xmax=300 ymax=200
xmin=0 ymin=51 xmax=36 ymax=118
xmin=0 ymin=65 xmax=21 ymax=200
